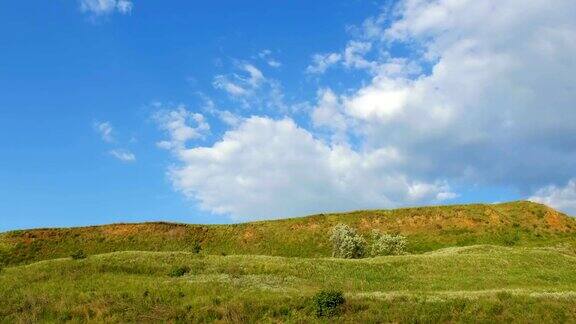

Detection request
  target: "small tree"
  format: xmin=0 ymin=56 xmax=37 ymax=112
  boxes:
xmin=330 ymin=224 xmax=366 ymax=259
xmin=370 ymin=230 xmax=407 ymax=256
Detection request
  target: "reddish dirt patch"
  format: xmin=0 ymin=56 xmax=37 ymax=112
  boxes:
xmin=101 ymin=224 xmax=145 ymax=236
xmin=242 ymin=228 xmax=256 ymax=242
xmin=545 ymin=210 xmax=566 ymax=231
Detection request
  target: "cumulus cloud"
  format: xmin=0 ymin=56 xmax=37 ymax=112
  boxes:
xmin=317 ymin=0 xmax=576 ymax=190
xmin=79 ymin=0 xmax=133 ymax=16
xmin=94 ymin=121 xmax=114 ymax=142
xmin=529 ymin=180 xmax=576 ymax=216
xmin=166 ymin=115 xmax=454 ymax=220
xmin=109 ymin=149 xmax=136 ymax=162
xmin=158 ymin=0 xmax=576 ymax=220
xmin=312 ymin=89 xmax=349 ymax=142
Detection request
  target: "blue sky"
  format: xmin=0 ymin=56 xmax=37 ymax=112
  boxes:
xmin=1 ymin=0 xmax=575 ymax=231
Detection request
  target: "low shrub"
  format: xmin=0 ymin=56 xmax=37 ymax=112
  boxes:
xmin=313 ymin=290 xmax=345 ymax=317
xmin=370 ymin=231 xmax=407 ymax=256
xmin=191 ymin=241 xmax=202 ymax=254
xmin=70 ymin=250 xmax=87 ymax=260
xmin=330 ymin=224 xmax=366 ymax=259
xmin=169 ymin=265 xmax=191 ymax=277
xmin=502 ymin=230 xmax=520 ymax=246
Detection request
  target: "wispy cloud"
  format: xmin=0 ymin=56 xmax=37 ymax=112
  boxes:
xmin=258 ymin=50 xmax=282 ymax=68
xmin=306 ymin=53 xmax=342 ymax=74
xmin=79 ymin=0 xmax=133 ymax=16
xmin=93 ymin=121 xmax=114 ymax=142
xmin=109 ymin=149 xmax=136 ymax=162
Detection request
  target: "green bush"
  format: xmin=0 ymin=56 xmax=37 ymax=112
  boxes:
xmin=330 ymin=224 xmax=366 ymax=259
xmin=370 ymin=231 xmax=407 ymax=256
xmin=191 ymin=241 xmax=202 ymax=254
xmin=313 ymin=290 xmax=345 ymax=317
xmin=169 ymin=265 xmax=190 ymax=277
xmin=70 ymin=250 xmax=87 ymax=260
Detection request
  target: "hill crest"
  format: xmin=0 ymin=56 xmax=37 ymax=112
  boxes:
xmin=1 ymin=201 xmax=574 ymax=266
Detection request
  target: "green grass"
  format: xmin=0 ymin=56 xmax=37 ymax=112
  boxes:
xmin=1 ymin=201 xmax=575 ymax=266
xmin=1 ymin=201 xmax=575 ymax=322
xmin=1 ymin=246 xmax=575 ymax=322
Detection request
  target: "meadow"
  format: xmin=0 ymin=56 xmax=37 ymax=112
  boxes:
xmin=1 ymin=201 xmax=575 ymax=322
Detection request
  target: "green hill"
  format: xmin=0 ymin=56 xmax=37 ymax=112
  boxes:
xmin=1 ymin=201 xmax=575 ymax=266
xmin=1 ymin=201 xmax=576 ymax=322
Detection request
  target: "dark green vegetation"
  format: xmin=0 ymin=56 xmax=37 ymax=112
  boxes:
xmin=313 ymin=290 xmax=345 ymax=317
xmin=1 ymin=201 xmax=575 ymax=322
xmin=70 ymin=250 xmax=87 ymax=260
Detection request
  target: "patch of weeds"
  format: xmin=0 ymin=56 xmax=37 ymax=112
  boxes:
xmin=313 ymin=290 xmax=345 ymax=317
xmin=496 ymin=291 xmax=513 ymax=301
xmin=169 ymin=265 xmax=191 ymax=277
xmin=70 ymin=250 xmax=86 ymax=260
xmin=502 ymin=231 xmax=520 ymax=246
xmin=192 ymin=241 xmax=202 ymax=254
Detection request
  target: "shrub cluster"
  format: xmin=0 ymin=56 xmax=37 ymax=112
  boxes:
xmin=169 ymin=265 xmax=191 ymax=277
xmin=191 ymin=241 xmax=202 ymax=254
xmin=330 ymin=224 xmax=408 ymax=258
xmin=70 ymin=250 xmax=87 ymax=260
xmin=330 ymin=224 xmax=366 ymax=259
xmin=370 ymin=230 xmax=407 ymax=256
xmin=313 ymin=290 xmax=345 ymax=317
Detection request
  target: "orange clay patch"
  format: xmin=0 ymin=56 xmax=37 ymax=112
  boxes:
xmin=545 ymin=210 xmax=566 ymax=231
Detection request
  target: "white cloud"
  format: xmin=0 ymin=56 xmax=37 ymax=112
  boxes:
xmin=213 ymin=64 xmax=265 ymax=98
xmin=79 ymin=0 xmax=133 ymax=16
xmin=312 ymin=89 xmax=349 ymax=142
xmin=213 ymin=62 xmax=289 ymax=112
xmin=529 ymin=180 xmax=576 ymax=216
xmin=343 ymin=41 xmax=376 ymax=71
xmin=243 ymin=64 xmax=265 ymax=87
xmin=161 ymin=113 xmax=454 ymax=220
xmin=159 ymin=0 xmax=576 ymax=220
xmin=306 ymin=53 xmax=342 ymax=74
xmin=109 ymin=149 xmax=136 ymax=162
xmin=116 ymin=0 xmax=133 ymax=14
xmin=94 ymin=121 xmax=114 ymax=142
xmin=213 ymin=76 xmax=248 ymax=97
xmin=258 ymin=50 xmax=282 ymax=68
xmin=153 ymin=105 xmax=209 ymax=150
xmin=324 ymin=0 xmax=576 ymax=191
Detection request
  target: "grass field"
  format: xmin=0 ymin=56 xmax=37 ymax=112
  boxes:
xmin=1 ymin=201 xmax=575 ymax=322
xmin=1 ymin=246 xmax=576 ymax=322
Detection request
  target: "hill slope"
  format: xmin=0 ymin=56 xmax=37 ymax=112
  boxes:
xmin=1 ymin=246 xmax=576 ymax=322
xmin=1 ymin=201 xmax=575 ymax=266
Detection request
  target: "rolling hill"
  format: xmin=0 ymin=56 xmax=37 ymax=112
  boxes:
xmin=1 ymin=201 xmax=574 ymax=266
xmin=2 ymin=201 xmax=576 ymax=322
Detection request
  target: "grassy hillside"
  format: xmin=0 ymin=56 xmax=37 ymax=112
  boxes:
xmin=1 ymin=201 xmax=575 ymax=322
xmin=1 ymin=245 xmax=576 ymax=322
xmin=1 ymin=201 xmax=575 ymax=266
